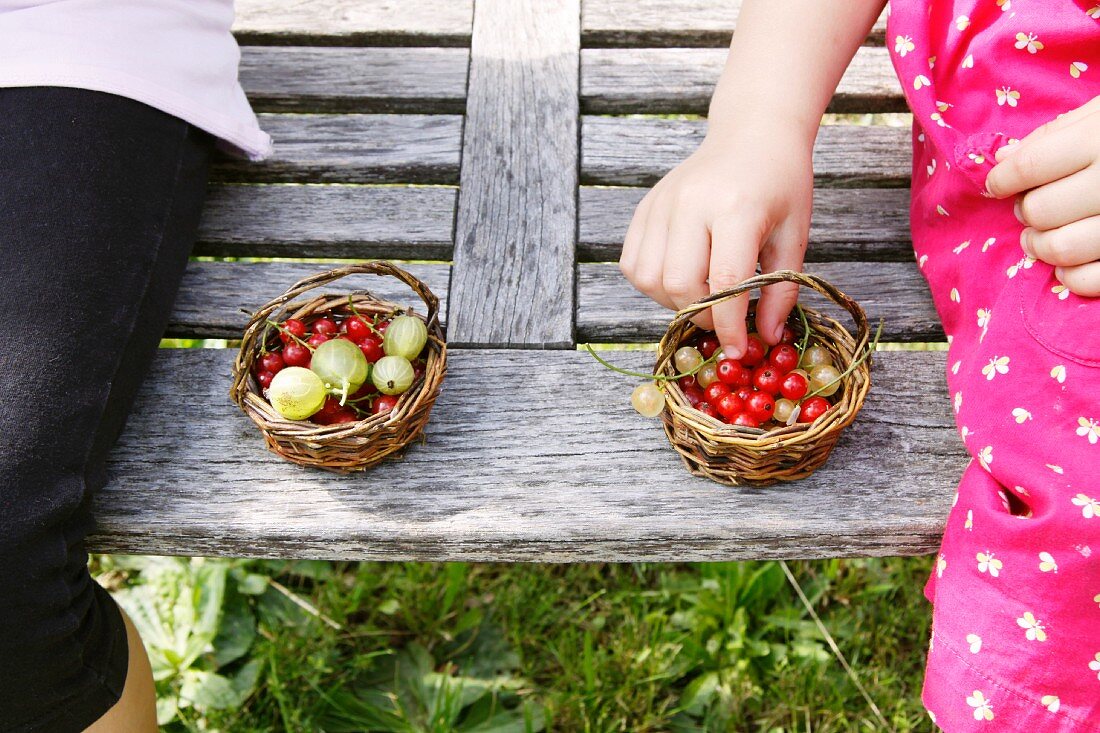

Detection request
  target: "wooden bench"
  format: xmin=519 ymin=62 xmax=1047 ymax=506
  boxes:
xmin=88 ymin=0 xmax=966 ymax=562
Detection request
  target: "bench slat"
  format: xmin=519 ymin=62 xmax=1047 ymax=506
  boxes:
xmin=93 ymin=348 xmax=961 ymax=561
xmin=582 ymin=117 xmax=912 ymax=187
xmin=232 ymin=0 xmax=472 ymax=46
xmin=212 ymin=114 xmax=462 ymax=184
xmin=239 ymin=47 xmax=468 ymax=113
xmin=583 ymin=46 xmax=903 ymax=114
xmin=581 ymin=0 xmax=887 ymax=47
xmin=196 ymin=185 xmax=456 ymax=260
xmin=168 ymin=261 xmax=451 ymax=340
xmin=447 ymin=0 xmax=580 ymax=348
xmin=578 ymin=262 xmax=942 ymax=343
xmin=579 ymin=187 xmax=912 ymax=262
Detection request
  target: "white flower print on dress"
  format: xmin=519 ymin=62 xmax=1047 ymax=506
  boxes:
xmin=977 ymin=551 xmax=1002 ymax=577
xmin=1075 ymin=417 xmax=1100 ymax=444
xmin=1090 ymin=653 xmax=1100 ymax=680
xmin=965 ymin=509 xmax=974 ymax=530
xmin=1038 ymin=552 xmax=1057 ymax=572
xmin=1014 ymin=33 xmax=1044 ymax=53
xmin=982 ymin=356 xmax=1009 ymax=380
xmin=936 ymin=204 xmax=950 ymax=216
xmin=997 ymin=0 xmax=1011 ymax=10
xmin=1072 ymin=493 xmax=1100 ymax=518
xmin=1017 ymin=612 xmax=1047 ymax=641
xmin=1041 ymin=695 xmax=1060 ymax=713
xmin=1071 ymin=61 xmax=1089 ymax=78
xmin=976 ymin=308 xmax=991 ymax=328
xmin=1012 ymin=408 xmax=1032 ymax=423
xmin=966 ymin=633 xmax=982 ymax=653
xmin=953 ymin=239 xmax=971 ymax=254
xmin=1046 ymin=463 xmax=1064 ymax=474
xmin=981 ymin=237 xmax=996 ymax=252
xmin=979 ymin=445 xmax=993 ymax=471
xmin=956 ymin=15 xmax=970 ymax=30
xmin=895 ymin=35 xmax=915 ymax=57
xmin=1087 ymin=5 xmax=1100 ymax=19
xmin=914 ymin=74 xmax=931 ymax=90
xmin=1007 ymin=255 xmax=1036 ymax=277
xmin=1051 ymin=284 xmax=1070 ymax=300
xmin=937 ymin=553 xmax=947 ymax=578
xmin=952 ymin=360 xmax=962 ymax=375
xmin=962 ymin=54 xmax=975 ymax=69
xmin=1050 ymin=365 xmax=1067 ymax=383
xmin=996 ymin=87 xmax=1021 ymax=107
xmin=1094 ymin=593 xmax=1100 ymax=609
xmin=954 ymin=392 xmax=963 ymax=412
xmin=967 ymin=690 xmax=994 ymax=721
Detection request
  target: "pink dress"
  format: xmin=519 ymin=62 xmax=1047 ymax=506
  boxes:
xmin=887 ymin=1 xmax=1100 ymax=729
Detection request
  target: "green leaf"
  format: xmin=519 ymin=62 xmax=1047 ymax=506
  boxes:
xmin=212 ymin=586 xmax=257 ymax=668
xmin=180 ymin=670 xmax=240 ymax=710
xmin=235 ymin=571 xmax=270 ymax=596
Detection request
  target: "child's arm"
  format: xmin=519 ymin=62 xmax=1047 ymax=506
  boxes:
xmin=986 ymin=96 xmax=1100 ymax=297
xmin=619 ymin=0 xmax=886 ymax=357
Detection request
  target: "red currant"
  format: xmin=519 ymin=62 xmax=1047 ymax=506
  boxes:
xmin=732 ymin=413 xmax=760 ymax=428
xmin=752 ymin=366 xmax=783 ymax=396
xmin=372 ymin=394 xmax=399 ymax=415
xmin=779 ymin=325 xmax=797 ymax=345
xmin=741 ymin=334 xmax=767 ymax=367
xmin=349 ymin=382 xmax=377 ymax=401
xmin=734 ymin=386 xmax=753 ymax=403
xmin=307 ymin=332 xmax=330 ymax=348
xmin=375 ymin=319 xmax=391 ymax=333
xmin=779 ymin=372 xmax=809 ymax=401
xmin=344 ymin=316 xmax=372 ymax=341
xmin=697 ymin=402 xmax=719 ymax=419
xmin=745 ymin=391 xmax=775 ymax=422
xmin=312 ymin=396 xmax=344 ymax=424
xmin=768 ymin=344 xmax=800 ymax=374
xmin=716 ymin=358 xmax=743 ymax=386
xmin=282 ymin=342 xmax=311 ymax=368
xmin=412 ymin=359 xmax=426 ymax=382
xmin=715 ymin=392 xmax=744 ymax=421
xmin=357 ymin=338 xmax=385 ymax=363
xmin=259 ymin=351 xmax=285 ymax=374
xmin=329 ymin=409 xmax=359 ymax=424
xmin=682 ymin=386 xmax=705 ymax=408
xmin=313 ymin=317 xmax=338 ymax=337
xmin=678 ymin=375 xmax=697 ymax=390
xmin=704 ymin=382 xmax=731 ymax=404
xmin=256 ymin=370 xmax=275 ymax=390
xmin=696 ymin=334 xmax=720 ymax=360
xmin=798 ymin=396 xmax=831 ymax=423
xmin=279 ymin=318 xmax=307 ymax=344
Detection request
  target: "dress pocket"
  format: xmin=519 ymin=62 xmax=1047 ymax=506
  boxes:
xmin=1018 ymin=265 xmax=1100 ymax=367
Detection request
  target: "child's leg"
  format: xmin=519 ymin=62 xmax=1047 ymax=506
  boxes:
xmin=0 ymin=87 xmax=210 ymax=732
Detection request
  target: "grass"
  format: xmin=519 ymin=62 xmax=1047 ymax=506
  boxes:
xmin=93 ymin=556 xmax=935 ymax=732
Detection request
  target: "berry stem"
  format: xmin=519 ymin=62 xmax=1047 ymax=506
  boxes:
xmin=802 ymin=318 xmax=884 ymax=399
xmin=584 ymin=344 xmax=718 ymax=383
xmin=264 ymin=318 xmax=313 ymax=351
xmin=795 ymin=304 xmax=811 ymax=356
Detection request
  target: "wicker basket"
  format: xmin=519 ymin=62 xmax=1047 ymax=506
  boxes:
xmin=230 ymin=262 xmax=447 ymax=473
xmin=657 ymin=270 xmax=872 ymax=487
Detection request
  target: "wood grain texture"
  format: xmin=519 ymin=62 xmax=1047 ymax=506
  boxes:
xmin=579 ymin=187 xmax=912 ymax=262
xmin=581 ymin=0 xmax=887 ymax=47
xmin=90 ymin=348 xmax=962 ymax=561
xmin=446 ymin=0 xmax=580 ymax=348
xmin=212 ymin=114 xmax=462 ymax=184
xmin=195 ymin=185 xmax=456 ymax=260
xmin=582 ymin=117 xmax=912 ymax=187
xmin=233 ymin=0 xmax=472 ymax=46
xmin=582 ymin=46 xmax=903 ymax=114
xmin=239 ymin=47 xmax=468 ymax=113
xmin=167 ymin=261 xmax=451 ymax=339
xmin=577 ymin=262 xmax=942 ymax=342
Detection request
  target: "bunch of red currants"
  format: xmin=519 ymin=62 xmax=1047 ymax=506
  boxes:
xmin=631 ymin=325 xmax=844 ymax=428
xmin=254 ymin=310 xmax=428 ymax=425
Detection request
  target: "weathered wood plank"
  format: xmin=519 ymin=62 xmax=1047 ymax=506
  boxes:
xmin=195 ymin=185 xmax=456 ymax=260
xmin=581 ymin=0 xmax=887 ymax=47
xmin=577 ymin=262 xmax=941 ymax=342
xmin=91 ymin=348 xmax=962 ymax=561
xmin=446 ymin=0 xmax=580 ymax=348
xmin=167 ymin=261 xmax=450 ymax=339
xmin=239 ymin=47 xmax=468 ymax=113
xmin=232 ymin=0 xmax=473 ymax=46
xmin=212 ymin=114 xmax=462 ymax=184
xmin=579 ymin=187 xmax=912 ymax=262
xmin=582 ymin=117 xmax=912 ymax=187
xmin=582 ymin=46 xmax=903 ymax=114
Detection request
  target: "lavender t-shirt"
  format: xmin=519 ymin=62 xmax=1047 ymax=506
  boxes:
xmin=0 ymin=0 xmax=272 ymax=160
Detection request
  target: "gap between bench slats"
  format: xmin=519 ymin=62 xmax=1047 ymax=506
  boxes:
xmin=583 ymin=46 xmax=903 ymax=114
xmin=232 ymin=0 xmax=473 ymax=47
xmin=581 ymin=0 xmax=887 ymax=47
xmin=582 ymin=118 xmax=912 ymax=187
xmin=92 ymin=348 xmax=960 ymax=561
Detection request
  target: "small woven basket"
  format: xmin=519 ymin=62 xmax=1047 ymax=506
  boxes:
xmin=657 ymin=270 xmax=872 ymax=487
xmin=230 ymin=262 xmax=447 ymax=473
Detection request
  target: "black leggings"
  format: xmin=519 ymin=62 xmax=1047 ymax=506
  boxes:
xmin=0 ymin=87 xmax=211 ymax=732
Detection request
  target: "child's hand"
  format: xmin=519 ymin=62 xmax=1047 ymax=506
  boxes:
xmin=619 ymin=126 xmax=813 ymax=357
xmin=986 ymin=96 xmax=1100 ymax=296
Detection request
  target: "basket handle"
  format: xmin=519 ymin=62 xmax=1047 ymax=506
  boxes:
xmin=241 ymin=261 xmax=441 ymax=340
xmin=670 ymin=270 xmax=871 ymax=351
